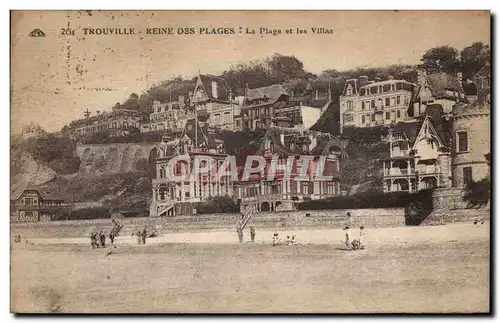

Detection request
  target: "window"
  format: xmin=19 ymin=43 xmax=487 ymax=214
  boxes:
xmin=362 ymin=115 xmax=365 ymax=124
xmin=371 ymin=100 xmax=375 ymax=109
xmin=397 ymin=110 xmax=401 ymax=118
xmin=463 ymin=167 xmax=473 ymax=186
xmin=385 ymin=98 xmax=390 ymax=107
xmin=343 ymin=114 xmax=353 ymax=123
xmin=397 ymin=96 xmax=401 ymax=105
xmin=457 ymin=132 xmax=468 ymax=152
xmin=361 ymin=102 xmax=365 ymax=110
xmin=25 ymin=198 xmax=33 ymax=205
xmin=347 ymin=101 xmax=353 ymax=110
xmin=385 ymin=112 xmax=390 ymax=120
xmin=391 ymin=97 xmax=396 ymax=106
xmin=371 ymin=114 xmax=375 ymax=122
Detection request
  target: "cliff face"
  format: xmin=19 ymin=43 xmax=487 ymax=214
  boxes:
xmin=10 ymin=151 xmax=57 ymax=188
xmin=76 ymin=143 xmax=157 ymax=176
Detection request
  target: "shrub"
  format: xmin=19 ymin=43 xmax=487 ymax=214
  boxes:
xmin=299 ymin=189 xmax=433 ymax=211
xmin=463 ymin=178 xmax=490 ymax=208
xmin=196 ymin=196 xmax=240 ymax=214
xmin=68 ymin=207 xmax=110 ymax=220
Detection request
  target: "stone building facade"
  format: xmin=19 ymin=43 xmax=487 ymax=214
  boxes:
xmin=451 ymin=63 xmax=491 ymax=187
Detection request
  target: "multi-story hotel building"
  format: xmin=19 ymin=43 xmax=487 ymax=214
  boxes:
xmin=150 ymin=118 xmax=231 ymax=217
xmin=237 ymin=121 xmax=345 ymax=212
xmin=69 ymin=109 xmax=142 ymax=141
xmin=339 ymin=76 xmax=415 ymax=131
xmin=140 ymin=98 xmax=188 ymax=133
xmin=150 ymin=117 xmax=346 ymax=216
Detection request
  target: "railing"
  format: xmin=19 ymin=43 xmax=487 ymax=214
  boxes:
xmin=390 ymin=150 xmax=410 ymax=157
xmin=384 ymin=168 xmax=414 ymax=176
xmin=417 ymin=167 xmax=440 ymax=175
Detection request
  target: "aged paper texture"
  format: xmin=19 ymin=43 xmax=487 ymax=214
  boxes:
xmin=10 ymin=10 xmax=491 ymax=313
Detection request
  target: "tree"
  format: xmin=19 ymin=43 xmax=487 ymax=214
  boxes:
xmin=460 ymin=42 xmax=490 ymax=80
xmin=420 ymin=45 xmax=460 ymax=74
xmin=266 ymin=54 xmax=308 ymax=83
xmin=463 ymin=178 xmax=490 ymax=208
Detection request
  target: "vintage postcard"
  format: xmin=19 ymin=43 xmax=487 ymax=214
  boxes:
xmin=10 ymin=10 xmax=491 ymax=313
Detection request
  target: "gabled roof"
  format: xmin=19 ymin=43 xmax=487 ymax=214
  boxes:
xmin=164 ymin=118 xmax=224 ymax=151
xmin=411 ymin=115 xmax=446 ymax=151
xmin=425 ymin=72 xmax=464 ymax=97
xmin=11 ymin=182 xmax=66 ymax=201
xmin=341 ymin=79 xmax=358 ymax=96
xmin=388 ymin=121 xmax=420 ymax=143
xmin=244 ymin=84 xmax=289 ymax=108
xmin=196 ymin=74 xmax=232 ymax=102
xmin=475 ymin=61 xmax=491 ymax=79
xmin=259 ymin=126 xmax=346 ymax=157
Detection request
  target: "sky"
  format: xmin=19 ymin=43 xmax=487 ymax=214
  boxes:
xmin=10 ymin=10 xmax=490 ymax=133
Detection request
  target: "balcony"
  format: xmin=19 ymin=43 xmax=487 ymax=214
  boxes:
xmin=417 ymin=166 xmax=440 ymax=175
xmin=384 ymin=168 xmax=415 ymax=176
xmin=390 ymin=150 xmax=411 ymax=158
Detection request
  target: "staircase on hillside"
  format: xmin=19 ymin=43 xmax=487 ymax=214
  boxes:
xmin=149 ymin=199 xmax=175 ymax=217
xmin=238 ymin=205 xmax=258 ymax=231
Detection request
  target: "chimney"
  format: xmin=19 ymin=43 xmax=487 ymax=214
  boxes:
xmin=178 ymin=95 xmax=185 ymax=109
xmin=244 ymin=83 xmax=250 ymax=97
xmin=211 ymin=81 xmax=218 ymax=99
xmin=358 ymin=75 xmax=369 ymax=88
xmin=417 ymin=70 xmax=427 ymax=86
xmin=456 ymin=72 xmax=463 ymax=85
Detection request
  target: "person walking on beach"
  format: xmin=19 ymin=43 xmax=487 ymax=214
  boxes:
xmin=99 ymin=231 xmax=106 ymax=248
xmin=250 ymin=227 xmax=256 ymax=243
xmin=237 ymin=228 xmax=243 ymax=243
xmin=90 ymin=232 xmax=97 ymax=249
xmin=141 ymin=228 xmax=147 ymax=245
xmin=109 ymin=231 xmax=115 ymax=245
xmin=346 ymin=212 xmax=352 ymax=227
xmin=135 ymin=230 xmax=142 ymax=245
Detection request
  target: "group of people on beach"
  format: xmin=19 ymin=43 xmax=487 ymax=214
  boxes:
xmin=236 ymin=226 xmax=256 ymax=243
xmin=272 ymin=233 xmax=298 ymax=246
xmin=342 ymin=212 xmax=366 ymax=250
xmin=133 ymin=228 xmax=149 ymax=245
xmin=90 ymin=231 xmax=108 ymax=249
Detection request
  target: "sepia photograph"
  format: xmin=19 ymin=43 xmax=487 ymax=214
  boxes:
xmin=10 ymin=10 xmax=491 ymax=313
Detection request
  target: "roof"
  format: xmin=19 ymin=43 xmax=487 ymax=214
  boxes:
xmin=359 ymin=79 xmax=415 ymax=89
xmin=452 ymin=99 xmax=490 ymax=118
xmin=164 ymin=118 xmax=225 ymax=152
xmin=475 ymin=61 xmax=491 ymax=79
xmin=389 ymin=111 xmax=452 ymax=150
xmin=259 ymin=126 xmax=346 ymax=157
xmin=11 ymin=182 xmax=66 ymax=201
xmin=463 ymin=82 xmax=478 ymax=96
xmin=198 ymin=74 xmax=232 ymax=102
xmin=244 ymin=84 xmax=289 ymax=107
xmin=388 ymin=121 xmax=420 ymax=143
xmin=425 ymin=72 xmax=464 ymax=97
xmin=341 ymin=79 xmax=358 ymax=96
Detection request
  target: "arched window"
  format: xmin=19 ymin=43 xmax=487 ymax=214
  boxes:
xmin=159 ymin=167 xmax=165 ymax=179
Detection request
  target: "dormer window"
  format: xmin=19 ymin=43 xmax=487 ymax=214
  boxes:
xmin=346 ymin=84 xmax=353 ymax=95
